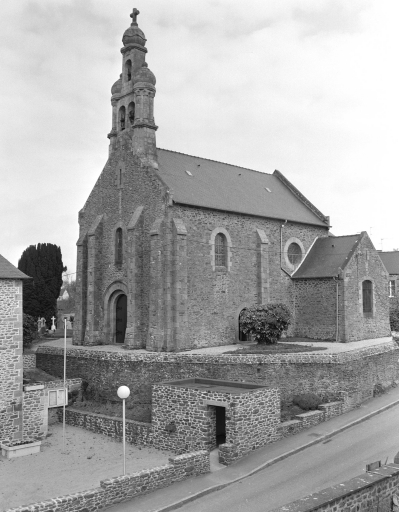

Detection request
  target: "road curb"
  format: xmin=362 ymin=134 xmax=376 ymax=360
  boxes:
xmin=153 ymin=397 xmax=399 ymax=512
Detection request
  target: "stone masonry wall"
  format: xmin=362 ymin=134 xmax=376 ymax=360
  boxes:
xmin=270 ymin=463 xmax=399 ymax=512
xmin=6 ymin=450 xmax=210 ymax=512
xmin=23 ymin=354 xmax=36 ymax=369
xmin=342 ymin=234 xmax=391 ymax=341
xmin=172 ymin=204 xmax=329 ymax=348
xmin=0 ymin=279 xmax=23 ymax=443
xmin=36 ymin=341 xmax=399 ymax=412
xmin=293 ymin=279 xmax=338 ymax=341
xmin=59 ymin=408 xmax=153 ymax=446
xmin=151 ymin=382 xmax=280 ymax=463
xmin=23 ymin=386 xmax=48 ymax=441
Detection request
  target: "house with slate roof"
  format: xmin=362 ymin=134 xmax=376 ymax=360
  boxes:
xmin=73 ymin=10 xmax=390 ymax=350
xmin=379 ymin=251 xmax=399 ymax=311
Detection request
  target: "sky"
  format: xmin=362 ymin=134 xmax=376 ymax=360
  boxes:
xmin=1 ymin=0 xmax=398 ymax=279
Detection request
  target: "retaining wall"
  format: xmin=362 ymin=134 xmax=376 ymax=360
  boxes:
xmin=270 ymin=463 xmax=399 ymax=511
xmin=6 ymin=451 xmax=210 ymax=512
xmin=36 ymin=340 xmax=399 ymax=410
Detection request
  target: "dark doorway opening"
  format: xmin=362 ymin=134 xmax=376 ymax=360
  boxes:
xmin=115 ymin=294 xmax=127 ymax=344
xmin=215 ymin=406 xmax=226 ymax=446
xmin=239 ymin=308 xmax=248 ymax=342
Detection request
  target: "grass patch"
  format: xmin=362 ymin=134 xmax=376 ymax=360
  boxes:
xmin=225 ymin=343 xmax=327 ymax=355
xmin=23 ymin=368 xmax=59 ymax=383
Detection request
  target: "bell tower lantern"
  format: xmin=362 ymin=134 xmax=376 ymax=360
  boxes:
xmin=108 ymin=9 xmax=158 ymax=168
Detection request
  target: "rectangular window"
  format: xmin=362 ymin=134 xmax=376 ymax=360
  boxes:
xmin=389 ymin=280 xmax=396 ymax=298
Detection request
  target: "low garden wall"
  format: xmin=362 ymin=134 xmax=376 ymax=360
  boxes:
xmin=6 ymin=450 xmax=210 ymax=512
xmin=270 ymin=463 xmax=399 ymax=511
xmin=36 ymin=340 xmax=399 ymax=411
xmin=58 ymin=408 xmax=153 ymax=446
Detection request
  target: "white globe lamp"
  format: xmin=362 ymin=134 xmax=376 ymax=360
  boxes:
xmin=117 ymin=385 xmax=130 ymax=475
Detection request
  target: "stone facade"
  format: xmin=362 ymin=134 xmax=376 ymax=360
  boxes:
xmin=6 ymin=450 xmax=210 ymax=512
xmin=36 ymin=339 xmax=398 ymax=417
xmin=0 ymin=278 xmax=24 ymax=443
xmin=151 ymin=378 xmax=280 ymax=464
xmin=270 ymin=463 xmax=399 ymax=512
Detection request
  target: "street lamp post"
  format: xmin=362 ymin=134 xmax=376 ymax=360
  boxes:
xmin=117 ymin=385 xmax=130 ymax=475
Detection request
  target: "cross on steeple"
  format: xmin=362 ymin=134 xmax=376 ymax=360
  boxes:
xmin=130 ymin=8 xmax=140 ymax=25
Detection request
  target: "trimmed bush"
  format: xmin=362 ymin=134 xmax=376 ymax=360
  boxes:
xmin=239 ymin=303 xmax=291 ymax=344
xmin=292 ymin=393 xmax=323 ymax=411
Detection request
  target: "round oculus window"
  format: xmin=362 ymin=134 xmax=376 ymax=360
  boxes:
xmin=287 ymin=242 xmax=302 ymax=265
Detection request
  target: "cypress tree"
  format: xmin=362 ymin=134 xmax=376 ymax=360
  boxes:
xmin=18 ymin=244 xmax=67 ymax=326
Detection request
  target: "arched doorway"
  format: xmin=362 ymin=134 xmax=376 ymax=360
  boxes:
xmin=115 ymin=294 xmax=127 ymax=344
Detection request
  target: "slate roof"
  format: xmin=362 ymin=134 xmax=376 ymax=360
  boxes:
xmin=379 ymin=252 xmax=399 ymax=275
xmin=157 ymin=149 xmax=329 ymax=227
xmin=0 ymin=254 xmax=30 ymax=280
xmin=292 ymin=234 xmax=361 ymax=279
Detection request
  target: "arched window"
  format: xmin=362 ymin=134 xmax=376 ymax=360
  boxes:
xmin=115 ymin=228 xmax=123 ymax=264
xmin=125 ymin=60 xmax=132 ymax=81
xmin=362 ymin=280 xmax=373 ymax=314
xmin=215 ymin=233 xmax=227 ymax=267
xmin=287 ymin=242 xmax=302 ymax=265
xmin=128 ymin=102 xmax=135 ymax=126
xmin=119 ymin=106 xmax=126 ymax=131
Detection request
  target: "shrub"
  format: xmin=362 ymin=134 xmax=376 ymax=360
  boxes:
xmin=239 ymin=303 xmax=291 ymax=344
xmin=23 ymin=314 xmax=38 ymax=349
xmin=292 ymin=393 xmax=323 ymax=411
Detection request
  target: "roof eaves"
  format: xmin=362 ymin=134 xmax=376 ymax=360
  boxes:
xmin=273 ymin=170 xmax=330 ymax=227
xmin=171 ymin=201 xmax=328 ymax=227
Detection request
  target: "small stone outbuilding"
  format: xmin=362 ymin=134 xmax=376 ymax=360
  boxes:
xmin=292 ymin=232 xmax=390 ymax=342
xmin=151 ymin=378 xmax=280 ymax=465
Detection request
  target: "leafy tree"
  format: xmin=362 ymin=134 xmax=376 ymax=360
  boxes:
xmin=18 ymin=244 xmax=66 ymax=326
xmin=239 ymin=303 xmax=291 ymax=344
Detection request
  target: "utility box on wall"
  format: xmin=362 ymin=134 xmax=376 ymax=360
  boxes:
xmin=151 ymin=378 xmax=281 ymax=465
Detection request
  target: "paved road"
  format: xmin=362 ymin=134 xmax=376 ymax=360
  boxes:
xmin=175 ymin=404 xmax=399 ymax=512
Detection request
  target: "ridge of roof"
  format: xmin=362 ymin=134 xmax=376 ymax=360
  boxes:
xmin=157 ymin=147 xmax=273 ymax=176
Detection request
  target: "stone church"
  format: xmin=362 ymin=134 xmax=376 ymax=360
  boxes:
xmin=73 ymin=9 xmax=390 ymax=351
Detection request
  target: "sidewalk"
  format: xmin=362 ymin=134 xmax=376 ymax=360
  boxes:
xmin=109 ymin=384 xmax=399 ymax=512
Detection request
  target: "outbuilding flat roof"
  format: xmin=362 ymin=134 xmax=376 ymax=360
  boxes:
xmin=161 ymin=377 xmax=266 ymax=394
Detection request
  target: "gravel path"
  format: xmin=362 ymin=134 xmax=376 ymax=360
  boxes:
xmin=0 ymin=423 xmax=173 ymax=511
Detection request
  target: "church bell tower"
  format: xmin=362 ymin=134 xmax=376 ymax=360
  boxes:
xmin=108 ymin=9 xmax=158 ymax=168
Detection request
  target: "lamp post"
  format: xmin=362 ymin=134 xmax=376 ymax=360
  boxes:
xmin=117 ymin=385 xmax=130 ymax=475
